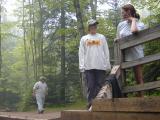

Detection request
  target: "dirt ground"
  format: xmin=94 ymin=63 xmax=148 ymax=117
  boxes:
xmin=0 ymin=111 xmax=61 ymax=120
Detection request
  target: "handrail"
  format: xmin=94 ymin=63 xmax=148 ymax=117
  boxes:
xmin=116 ymin=25 xmax=160 ymax=50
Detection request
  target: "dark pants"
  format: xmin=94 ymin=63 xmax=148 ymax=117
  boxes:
xmin=85 ymin=69 xmax=106 ymax=107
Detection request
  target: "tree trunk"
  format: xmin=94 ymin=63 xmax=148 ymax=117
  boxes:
xmin=0 ymin=0 xmax=2 ymax=77
xmin=38 ymin=0 xmax=44 ymax=75
xmin=73 ymin=0 xmax=85 ymax=38
xmin=23 ymin=0 xmax=29 ymax=85
xmin=28 ymin=0 xmax=37 ymax=80
xmin=90 ymin=0 xmax=97 ymax=20
xmin=60 ymin=0 xmax=66 ymax=103
xmin=33 ymin=0 xmax=38 ymax=80
xmin=73 ymin=0 xmax=87 ymax=99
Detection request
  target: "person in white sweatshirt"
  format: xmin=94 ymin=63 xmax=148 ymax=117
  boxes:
xmin=79 ymin=19 xmax=111 ymax=109
xmin=33 ymin=76 xmax=48 ymax=114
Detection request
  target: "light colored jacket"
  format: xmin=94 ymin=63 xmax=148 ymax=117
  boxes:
xmin=79 ymin=33 xmax=111 ymax=72
xmin=33 ymin=81 xmax=48 ymax=97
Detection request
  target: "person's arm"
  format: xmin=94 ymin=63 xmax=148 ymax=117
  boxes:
xmin=129 ymin=17 xmax=138 ymax=33
xmin=33 ymin=83 xmax=38 ymax=97
xmin=103 ymin=36 xmax=111 ymax=71
xmin=45 ymin=85 xmax=48 ymax=96
xmin=33 ymin=89 xmax=36 ymax=97
xmin=79 ymin=37 xmax=85 ymax=72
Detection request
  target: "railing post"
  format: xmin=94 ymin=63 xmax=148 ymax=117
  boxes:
xmin=120 ymin=49 xmax=127 ymax=87
xmin=114 ymin=40 xmax=121 ymax=65
xmin=114 ymin=40 xmax=123 ymax=91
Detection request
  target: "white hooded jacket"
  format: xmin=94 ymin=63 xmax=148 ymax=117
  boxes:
xmin=79 ymin=33 xmax=111 ymax=72
xmin=33 ymin=81 xmax=48 ymax=97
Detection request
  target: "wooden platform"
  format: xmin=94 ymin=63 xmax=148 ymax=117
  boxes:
xmin=61 ymin=97 xmax=160 ymax=120
xmin=0 ymin=112 xmax=60 ymax=120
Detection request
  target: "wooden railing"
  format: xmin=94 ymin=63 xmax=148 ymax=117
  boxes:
xmin=114 ymin=25 xmax=160 ymax=94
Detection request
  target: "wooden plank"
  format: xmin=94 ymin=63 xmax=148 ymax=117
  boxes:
xmin=116 ymin=24 xmax=160 ymax=43
xmin=111 ymin=65 xmax=122 ymax=89
xmin=118 ymin=25 xmax=160 ymax=50
xmin=92 ymin=112 xmax=160 ymax=120
xmin=121 ymin=53 xmax=160 ymax=69
xmin=114 ymin=41 xmax=121 ymax=65
xmin=122 ymin=80 xmax=160 ymax=93
xmin=110 ymin=65 xmax=121 ymax=79
xmin=92 ymin=97 xmax=160 ymax=112
xmin=61 ymin=110 xmax=92 ymax=120
xmin=61 ymin=110 xmax=160 ymax=120
xmin=120 ymin=49 xmax=127 ymax=88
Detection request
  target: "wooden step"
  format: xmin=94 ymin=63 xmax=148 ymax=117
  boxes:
xmin=92 ymin=97 xmax=160 ymax=112
xmin=61 ymin=110 xmax=160 ymax=120
xmin=61 ymin=97 xmax=160 ymax=120
xmin=61 ymin=110 xmax=92 ymax=120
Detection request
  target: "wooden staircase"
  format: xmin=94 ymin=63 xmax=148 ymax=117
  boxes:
xmin=61 ymin=97 xmax=160 ymax=120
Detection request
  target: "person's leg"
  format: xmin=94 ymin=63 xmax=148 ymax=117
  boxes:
xmin=94 ymin=70 xmax=106 ymax=98
xmin=41 ymin=96 xmax=45 ymax=113
xmin=85 ymin=70 xmax=96 ymax=109
xmin=36 ymin=95 xmax=43 ymax=113
xmin=134 ymin=65 xmax=144 ymax=97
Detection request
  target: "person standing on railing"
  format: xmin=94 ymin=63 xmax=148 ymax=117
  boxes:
xmin=116 ymin=4 xmax=146 ymax=96
xmin=79 ymin=19 xmax=111 ymax=110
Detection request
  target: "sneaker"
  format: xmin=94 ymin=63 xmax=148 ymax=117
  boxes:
xmin=38 ymin=110 xmax=41 ymax=114
xmin=88 ymin=106 xmax=92 ymax=111
xmin=41 ymin=110 xmax=44 ymax=114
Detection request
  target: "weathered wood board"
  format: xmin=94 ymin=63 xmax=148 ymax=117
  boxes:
xmin=92 ymin=97 xmax=160 ymax=112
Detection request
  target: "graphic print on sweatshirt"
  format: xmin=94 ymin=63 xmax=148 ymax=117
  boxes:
xmin=85 ymin=39 xmax=102 ymax=46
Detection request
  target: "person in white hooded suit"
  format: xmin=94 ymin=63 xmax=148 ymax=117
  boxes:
xmin=33 ymin=76 xmax=48 ymax=114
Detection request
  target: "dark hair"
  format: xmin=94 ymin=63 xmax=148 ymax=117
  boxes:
xmin=88 ymin=24 xmax=97 ymax=31
xmin=122 ymin=4 xmax=140 ymax=20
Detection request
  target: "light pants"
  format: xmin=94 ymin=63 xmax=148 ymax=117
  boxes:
xmin=36 ymin=94 xmax=45 ymax=111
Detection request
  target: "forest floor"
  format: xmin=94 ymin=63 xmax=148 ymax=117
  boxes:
xmin=0 ymin=111 xmax=60 ymax=120
xmin=0 ymin=101 xmax=86 ymax=120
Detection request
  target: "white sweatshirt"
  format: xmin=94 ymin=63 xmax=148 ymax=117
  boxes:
xmin=79 ymin=33 xmax=111 ymax=71
xmin=33 ymin=81 xmax=48 ymax=97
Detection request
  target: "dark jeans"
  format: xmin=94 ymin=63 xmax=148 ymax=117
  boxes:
xmin=85 ymin=69 xmax=106 ymax=107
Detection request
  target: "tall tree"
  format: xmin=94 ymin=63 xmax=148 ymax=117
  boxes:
xmin=60 ymin=0 xmax=66 ymax=103
xmin=22 ymin=0 xmax=30 ymax=83
xmin=90 ymin=0 xmax=97 ymax=19
xmin=28 ymin=0 xmax=37 ymax=80
xmin=32 ymin=0 xmax=38 ymax=80
xmin=73 ymin=0 xmax=86 ymax=98
xmin=0 ymin=0 xmax=2 ymax=77
xmin=73 ymin=0 xmax=85 ymax=38
xmin=38 ymin=0 xmax=44 ymax=75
